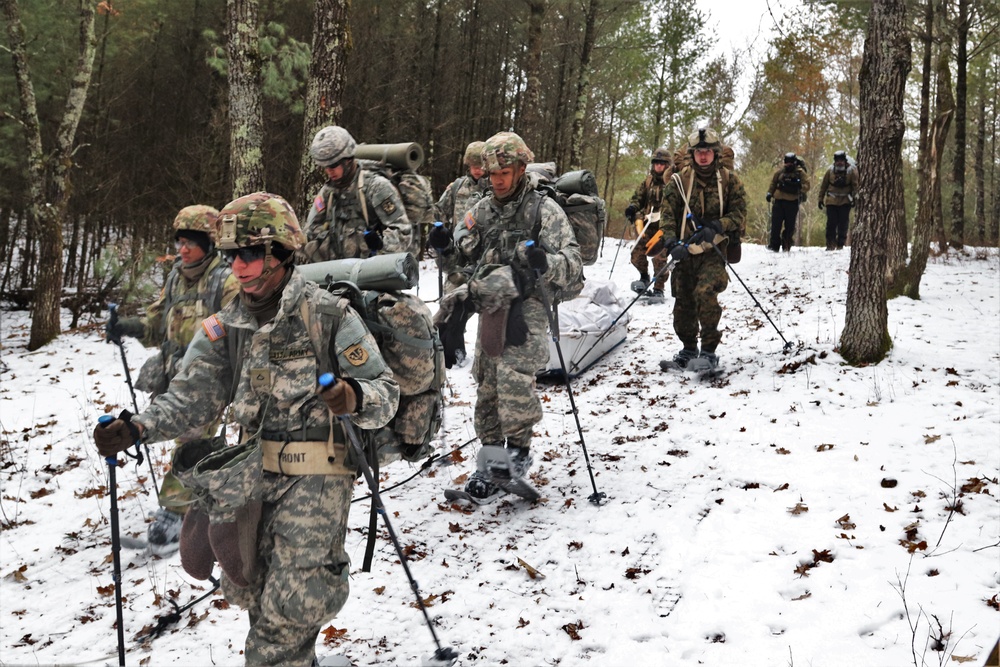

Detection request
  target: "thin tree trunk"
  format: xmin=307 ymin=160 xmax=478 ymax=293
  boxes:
xmin=519 ymin=0 xmax=546 ymax=147
xmin=840 ymin=0 xmax=910 ymax=364
xmin=948 ymin=0 xmax=969 ymax=249
xmin=3 ymin=0 xmax=97 ymax=350
xmin=296 ymin=0 xmax=350 ymax=212
xmin=227 ymin=0 xmax=265 ymax=199
xmin=569 ymin=0 xmax=599 ymax=171
xmin=973 ymin=78 xmax=986 ymax=244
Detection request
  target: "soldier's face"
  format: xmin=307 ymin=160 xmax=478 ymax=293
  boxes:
xmin=233 ymin=253 xmax=284 ymax=296
xmin=175 ymin=236 xmax=206 ymax=265
xmin=693 ymin=149 xmax=715 ymax=167
xmin=652 ymin=161 xmax=667 ymax=174
xmin=324 ymin=163 xmax=346 ymax=182
xmin=489 ymin=164 xmax=526 ymax=198
xmin=469 ymin=165 xmax=486 ymax=180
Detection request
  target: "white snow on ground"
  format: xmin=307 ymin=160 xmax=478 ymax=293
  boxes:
xmin=1 ymin=242 xmax=998 ymax=666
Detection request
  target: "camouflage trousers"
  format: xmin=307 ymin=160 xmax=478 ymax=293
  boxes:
xmin=472 ymin=298 xmax=548 ymax=449
xmin=223 ymin=472 xmax=354 ymax=667
xmin=629 ymin=228 xmax=669 ymax=290
xmin=670 ymin=254 xmax=729 ymax=352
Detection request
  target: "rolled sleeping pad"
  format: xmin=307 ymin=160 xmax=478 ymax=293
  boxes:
xmin=296 ymin=252 xmax=419 ymax=291
xmin=354 ymin=143 xmax=424 ymax=171
xmin=554 ymin=169 xmax=599 ymax=197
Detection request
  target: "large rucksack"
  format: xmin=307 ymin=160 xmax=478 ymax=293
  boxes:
xmin=526 ymin=167 xmax=606 ymax=267
xmin=357 ymin=157 xmax=435 ymax=257
xmin=296 ymin=252 xmax=445 ymax=462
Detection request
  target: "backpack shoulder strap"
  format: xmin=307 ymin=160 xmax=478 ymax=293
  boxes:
xmin=718 ymin=167 xmax=730 ymax=219
xmin=207 ymin=261 xmax=229 ymax=313
xmin=527 ymin=187 xmax=550 ymax=245
xmin=356 ymin=168 xmax=369 ymax=226
xmin=157 ymin=267 xmax=181 ymax=339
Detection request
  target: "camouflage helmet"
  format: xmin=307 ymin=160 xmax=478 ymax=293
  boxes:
xmin=784 ymin=152 xmax=797 ymax=164
xmin=481 ymin=131 xmax=534 ymax=171
xmin=688 ymin=126 xmax=721 ymax=152
xmin=216 ymin=192 xmax=304 ymax=251
xmin=651 ymin=146 xmax=671 ymax=164
xmin=464 ymin=141 xmax=487 ymax=168
xmin=309 ymin=125 xmax=356 ymax=167
xmin=172 ymin=205 xmax=220 ymax=242
xmin=833 ymin=150 xmax=848 ymax=163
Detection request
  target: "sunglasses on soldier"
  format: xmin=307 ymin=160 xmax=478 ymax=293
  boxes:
xmin=223 ymin=245 xmax=267 ymax=264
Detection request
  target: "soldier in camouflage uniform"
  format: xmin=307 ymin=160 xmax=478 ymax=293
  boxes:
xmin=95 ymin=193 xmax=398 ymax=667
xmin=656 ymin=127 xmax=747 ymax=369
xmin=817 ymin=150 xmax=858 ymax=250
xmin=435 ymin=140 xmax=490 ymax=232
xmin=299 ymin=125 xmax=414 ymax=263
xmin=431 ymin=131 xmax=582 ymax=499
xmin=766 ymin=152 xmax=811 ymax=251
xmin=107 ymin=205 xmax=239 ymax=552
xmin=627 ymin=146 xmax=672 ymax=298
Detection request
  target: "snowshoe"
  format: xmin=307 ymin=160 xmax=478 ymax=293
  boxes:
xmin=660 ymin=347 xmax=699 ymax=371
xmin=147 ymin=508 xmax=182 ymax=555
xmin=478 ymin=445 xmax=540 ymax=502
xmin=686 ymin=351 xmax=719 ymax=373
xmin=644 ymin=288 xmax=666 ymax=304
xmin=445 ymin=467 xmax=506 ymax=505
xmin=630 ymin=278 xmax=651 ymax=296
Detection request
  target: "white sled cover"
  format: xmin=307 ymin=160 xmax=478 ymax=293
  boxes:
xmin=539 ymin=280 xmax=630 ymax=379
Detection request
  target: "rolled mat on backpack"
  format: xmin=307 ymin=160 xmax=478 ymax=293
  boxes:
xmin=296 ymin=252 xmax=419 ymax=291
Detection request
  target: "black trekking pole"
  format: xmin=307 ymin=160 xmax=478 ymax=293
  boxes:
xmin=97 ymin=415 xmax=128 ymax=666
xmin=318 ymin=373 xmax=458 ymax=667
xmin=105 ymin=304 xmax=159 ymax=489
xmin=526 ymin=242 xmax=606 ymax=505
xmin=607 ymin=218 xmax=629 ymax=280
xmin=134 ymin=576 xmax=221 ymax=644
xmin=569 ymin=247 xmax=680 ymax=376
xmin=707 ymin=242 xmax=794 ymax=352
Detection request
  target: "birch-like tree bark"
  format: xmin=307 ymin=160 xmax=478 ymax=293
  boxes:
xmin=228 ymin=0 xmax=265 ymax=198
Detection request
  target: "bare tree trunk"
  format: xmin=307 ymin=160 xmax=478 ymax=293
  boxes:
xmin=840 ymin=0 xmax=910 ymax=365
xmin=948 ymin=0 xmax=969 ymax=249
xmin=568 ymin=0 xmax=599 ymax=171
xmin=228 ymin=0 xmax=265 ymax=199
xmin=295 ymin=0 xmax=350 ymax=212
xmin=518 ymin=0 xmax=546 ymax=148
xmin=3 ymin=0 xmax=97 ymax=350
xmin=973 ymin=78 xmax=986 ymax=244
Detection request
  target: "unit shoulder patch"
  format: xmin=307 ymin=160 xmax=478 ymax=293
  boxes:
xmin=343 ymin=344 xmax=369 ymax=366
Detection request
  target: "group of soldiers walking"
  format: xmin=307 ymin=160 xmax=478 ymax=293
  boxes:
xmin=92 ymin=121 xmax=858 ymax=665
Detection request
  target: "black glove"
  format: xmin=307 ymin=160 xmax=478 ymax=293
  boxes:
xmin=765 ymin=192 xmax=772 ymax=203
xmin=624 ymin=204 xmax=638 ymax=223
xmin=364 ymin=229 xmax=384 ymax=252
xmin=428 ymin=222 xmax=453 ymax=250
xmin=94 ymin=410 xmax=142 ymax=457
xmin=669 ymin=244 xmax=689 ymax=262
xmin=702 ymin=219 xmax=723 ymax=235
xmin=686 ymin=218 xmax=721 ymax=246
xmin=106 ymin=316 xmax=144 ymax=343
xmin=818 ymin=202 xmax=825 ymax=210
xmin=525 ymin=244 xmax=548 ymax=274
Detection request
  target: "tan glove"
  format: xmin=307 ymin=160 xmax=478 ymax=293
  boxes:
xmin=321 ymin=378 xmax=358 ymax=415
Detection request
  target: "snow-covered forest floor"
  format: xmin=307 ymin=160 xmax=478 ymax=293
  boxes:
xmin=1 ymin=242 xmax=998 ymax=666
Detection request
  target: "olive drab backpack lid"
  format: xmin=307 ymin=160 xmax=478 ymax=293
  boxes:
xmin=527 ymin=168 xmax=606 ymax=268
